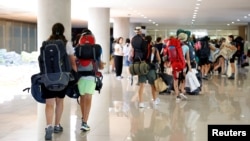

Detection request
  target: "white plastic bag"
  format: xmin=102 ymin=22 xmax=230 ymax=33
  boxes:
xmin=185 ymin=70 xmax=200 ymax=92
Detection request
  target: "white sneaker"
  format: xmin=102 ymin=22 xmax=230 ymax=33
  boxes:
xmin=139 ymin=102 xmax=145 ymax=108
xmin=116 ymin=76 xmax=123 ymax=80
xmin=179 ymin=93 xmax=188 ymax=100
xmin=153 ymin=98 xmax=160 ymax=105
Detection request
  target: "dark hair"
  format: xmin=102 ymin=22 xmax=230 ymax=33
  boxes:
xmin=125 ymin=38 xmax=130 ymax=44
xmin=145 ymin=35 xmax=152 ymax=44
xmin=156 ymin=37 xmax=162 ymax=42
xmin=48 ymin=23 xmax=67 ymax=43
xmin=228 ymin=35 xmax=234 ymax=40
xmin=116 ymin=37 xmax=123 ymax=43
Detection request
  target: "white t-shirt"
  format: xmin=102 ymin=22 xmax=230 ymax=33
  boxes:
xmin=123 ymin=43 xmax=131 ymax=56
xmin=66 ymin=41 xmax=75 ymax=55
xmin=114 ymin=43 xmax=123 ymax=56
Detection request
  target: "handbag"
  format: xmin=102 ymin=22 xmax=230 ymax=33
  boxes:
xmin=154 ymin=75 xmax=168 ymax=92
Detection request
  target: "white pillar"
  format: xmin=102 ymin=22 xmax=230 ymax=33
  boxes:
xmin=37 ymin=0 xmax=71 ymax=140
xmin=248 ymin=23 xmax=250 ymax=42
xmin=129 ymin=23 xmax=137 ymax=39
xmin=113 ymin=17 xmax=130 ymax=40
xmin=88 ymin=8 xmax=110 ymax=73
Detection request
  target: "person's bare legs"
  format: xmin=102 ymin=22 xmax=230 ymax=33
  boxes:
xmin=220 ymin=57 xmax=226 ymax=74
xmin=138 ymin=83 xmax=144 ymax=103
xmin=54 ymin=98 xmax=64 ymax=126
xmin=45 ymin=98 xmax=55 ymax=126
xmin=151 ymin=84 xmax=157 ymax=101
xmin=80 ymin=94 xmax=92 ymax=123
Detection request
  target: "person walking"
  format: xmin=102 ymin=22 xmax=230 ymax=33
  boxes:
xmin=42 ymin=23 xmax=77 ymax=140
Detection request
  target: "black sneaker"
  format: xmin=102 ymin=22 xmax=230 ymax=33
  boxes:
xmin=54 ymin=124 xmax=63 ymax=133
xmin=202 ymin=75 xmax=208 ymax=80
xmin=228 ymin=75 xmax=235 ymax=80
xmin=45 ymin=126 xmax=53 ymax=140
xmin=80 ymin=122 xmax=90 ymax=131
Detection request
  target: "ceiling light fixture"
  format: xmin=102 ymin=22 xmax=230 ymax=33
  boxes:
xmin=237 ymin=19 xmax=240 ymax=21
xmin=244 ymin=16 xmax=247 ymax=18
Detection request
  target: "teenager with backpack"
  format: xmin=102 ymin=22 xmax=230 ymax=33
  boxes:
xmin=41 ymin=23 xmax=77 ymax=140
xmin=131 ymin=27 xmax=161 ymax=108
xmin=75 ymin=29 xmax=104 ymax=131
xmin=163 ymin=33 xmax=192 ymax=101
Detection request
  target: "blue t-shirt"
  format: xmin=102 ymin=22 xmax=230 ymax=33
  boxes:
xmin=182 ymin=44 xmax=189 ymax=59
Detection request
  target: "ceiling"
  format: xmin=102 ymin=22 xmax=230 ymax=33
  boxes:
xmin=0 ymin=0 xmax=250 ymax=31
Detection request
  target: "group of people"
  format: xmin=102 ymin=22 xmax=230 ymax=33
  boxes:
xmin=40 ymin=23 xmax=249 ymax=140
xmin=112 ymin=27 xmax=249 ymax=107
xmin=41 ymin=23 xmax=103 ymax=140
xmin=110 ymin=37 xmax=132 ymax=80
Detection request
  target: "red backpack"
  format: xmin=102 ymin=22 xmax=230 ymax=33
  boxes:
xmin=164 ymin=37 xmax=186 ymax=79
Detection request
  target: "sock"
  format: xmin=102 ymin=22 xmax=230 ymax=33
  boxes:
xmin=47 ymin=124 xmax=52 ymax=128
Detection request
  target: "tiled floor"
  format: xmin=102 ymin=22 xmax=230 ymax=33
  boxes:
xmin=0 ymin=64 xmax=250 ymax=141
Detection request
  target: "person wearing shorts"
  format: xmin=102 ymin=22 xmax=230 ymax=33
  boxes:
xmin=135 ymin=35 xmax=161 ymax=108
xmin=76 ymin=29 xmax=103 ymax=132
xmin=228 ymin=35 xmax=237 ymax=80
xmin=42 ymin=23 xmax=77 ymax=140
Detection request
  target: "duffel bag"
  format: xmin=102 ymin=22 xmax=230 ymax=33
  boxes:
xmin=129 ymin=61 xmax=150 ymax=75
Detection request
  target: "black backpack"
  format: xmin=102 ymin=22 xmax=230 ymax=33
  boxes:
xmin=38 ymin=40 xmax=72 ymax=91
xmin=197 ymin=38 xmax=210 ymax=59
xmin=131 ymin=34 xmax=148 ymax=62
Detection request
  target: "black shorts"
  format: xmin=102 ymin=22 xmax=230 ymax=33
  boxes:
xmin=41 ymin=84 xmax=67 ymax=99
xmin=229 ymin=53 xmax=237 ymax=63
xmin=199 ymin=57 xmax=209 ymax=66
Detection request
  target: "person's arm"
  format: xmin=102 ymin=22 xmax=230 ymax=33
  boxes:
xmin=69 ymin=55 xmax=77 ymax=72
xmin=185 ymin=47 xmax=192 ymax=71
xmin=66 ymin=41 xmax=77 ymax=71
xmin=155 ymin=48 xmax=161 ymax=64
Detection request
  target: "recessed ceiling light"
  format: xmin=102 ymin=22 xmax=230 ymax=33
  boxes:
xmin=227 ymin=24 xmax=230 ymax=26
xmin=244 ymin=16 xmax=247 ymax=18
xmin=232 ymin=22 xmax=235 ymax=24
xmin=144 ymin=16 xmax=147 ymax=19
xmin=194 ymin=9 xmax=198 ymax=12
xmin=149 ymin=19 xmax=152 ymax=22
xmin=248 ymin=14 xmax=250 ymax=16
xmin=197 ymin=0 xmax=202 ymax=1
xmin=196 ymin=3 xmax=200 ymax=6
xmin=237 ymin=19 xmax=240 ymax=21
xmin=155 ymin=24 xmax=158 ymax=26
xmin=152 ymin=22 xmax=156 ymax=24
xmin=195 ymin=7 xmax=199 ymax=9
xmin=192 ymin=19 xmax=195 ymax=21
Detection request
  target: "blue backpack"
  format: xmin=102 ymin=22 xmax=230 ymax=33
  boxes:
xmin=38 ymin=40 xmax=72 ymax=91
xmin=23 ymin=73 xmax=45 ymax=104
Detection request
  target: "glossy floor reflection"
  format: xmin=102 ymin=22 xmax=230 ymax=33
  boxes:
xmin=0 ymin=64 xmax=250 ymax=141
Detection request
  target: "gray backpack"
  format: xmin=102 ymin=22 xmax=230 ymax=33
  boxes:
xmin=38 ymin=40 xmax=71 ymax=91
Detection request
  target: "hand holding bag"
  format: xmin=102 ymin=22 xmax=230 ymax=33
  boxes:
xmin=154 ymin=74 xmax=168 ymax=92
